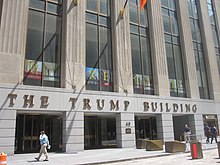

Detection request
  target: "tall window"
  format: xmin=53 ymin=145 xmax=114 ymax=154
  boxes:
xmin=86 ymin=0 xmax=113 ymax=92
xmin=187 ymin=0 xmax=210 ymax=99
xmin=161 ymin=0 xmax=186 ymax=97
xmin=207 ymin=0 xmax=220 ymax=75
xmin=129 ymin=0 xmax=154 ymax=95
xmin=24 ymin=0 xmax=62 ymax=87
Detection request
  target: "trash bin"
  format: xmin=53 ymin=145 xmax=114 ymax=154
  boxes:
xmin=190 ymin=141 xmax=203 ymax=159
xmin=217 ymin=141 xmax=220 ymax=158
xmin=0 ymin=152 xmax=7 ymax=165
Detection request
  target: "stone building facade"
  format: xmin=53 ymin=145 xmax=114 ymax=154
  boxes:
xmin=0 ymin=0 xmax=220 ymax=155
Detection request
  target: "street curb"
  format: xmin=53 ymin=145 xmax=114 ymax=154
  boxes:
xmin=81 ymin=147 xmax=218 ymax=165
xmin=81 ymin=152 xmax=172 ymax=165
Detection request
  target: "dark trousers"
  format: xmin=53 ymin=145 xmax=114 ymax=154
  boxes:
xmin=211 ymin=135 xmax=217 ymax=144
xmin=206 ymin=135 xmax=210 ymax=143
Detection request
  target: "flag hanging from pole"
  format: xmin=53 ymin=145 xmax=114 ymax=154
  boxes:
xmin=140 ymin=0 xmax=147 ymax=11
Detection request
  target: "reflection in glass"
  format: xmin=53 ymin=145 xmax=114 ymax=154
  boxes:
xmin=188 ymin=0 xmax=210 ymax=99
xmin=29 ymin=0 xmax=45 ymax=10
xmin=161 ymin=0 xmax=186 ymax=97
xmin=24 ymin=0 xmax=62 ymax=87
xmin=86 ymin=24 xmax=98 ymax=69
xmin=86 ymin=0 xmax=113 ymax=92
xmin=130 ymin=0 xmax=153 ymax=95
xmin=87 ymin=0 xmax=98 ymax=12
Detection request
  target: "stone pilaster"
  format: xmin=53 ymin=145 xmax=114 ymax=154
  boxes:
xmin=63 ymin=111 xmax=84 ymax=153
xmin=217 ymin=114 xmax=220 ymax=132
xmin=116 ymin=113 xmax=136 ymax=148
xmin=199 ymin=0 xmax=220 ymax=100
xmin=213 ymin=0 xmax=220 ymax=40
xmin=176 ymin=0 xmax=200 ymax=99
xmin=156 ymin=114 xmax=174 ymax=141
xmin=149 ymin=0 xmax=170 ymax=96
xmin=61 ymin=0 xmax=86 ymax=92
xmin=0 ymin=109 xmax=16 ymax=155
xmin=0 ymin=0 xmax=29 ymax=84
xmin=190 ymin=114 xmax=204 ymax=140
xmin=112 ymin=0 xmax=133 ymax=94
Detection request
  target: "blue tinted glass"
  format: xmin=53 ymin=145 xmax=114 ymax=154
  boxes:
xmin=29 ymin=0 xmax=45 ymax=10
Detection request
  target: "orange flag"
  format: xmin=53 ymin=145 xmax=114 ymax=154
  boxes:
xmin=140 ymin=0 xmax=147 ymax=11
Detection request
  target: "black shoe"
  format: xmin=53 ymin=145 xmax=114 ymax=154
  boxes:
xmin=35 ymin=157 xmax=39 ymax=161
xmin=44 ymin=159 xmax=49 ymax=161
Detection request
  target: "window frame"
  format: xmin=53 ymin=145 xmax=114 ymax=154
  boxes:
xmin=129 ymin=0 xmax=154 ymax=95
xmin=161 ymin=0 xmax=186 ymax=97
xmin=24 ymin=0 xmax=63 ymax=87
xmin=85 ymin=0 xmax=113 ymax=92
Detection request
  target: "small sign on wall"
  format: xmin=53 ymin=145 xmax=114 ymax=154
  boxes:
xmin=125 ymin=128 xmax=131 ymax=134
xmin=125 ymin=122 xmax=131 ymax=134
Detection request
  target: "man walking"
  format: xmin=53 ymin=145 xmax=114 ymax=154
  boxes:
xmin=35 ymin=130 xmax=50 ymax=161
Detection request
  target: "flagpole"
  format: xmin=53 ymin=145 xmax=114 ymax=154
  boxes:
xmin=123 ymin=0 xmax=129 ymax=9
xmin=120 ymin=0 xmax=129 ymax=18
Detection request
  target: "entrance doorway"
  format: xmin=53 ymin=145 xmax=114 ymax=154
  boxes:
xmin=203 ymin=115 xmax=219 ymax=132
xmin=84 ymin=116 xmax=117 ymax=149
xmin=15 ymin=114 xmax=63 ymax=153
xmin=135 ymin=116 xmax=157 ymax=140
xmin=173 ymin=115 xmax=194 ymax=141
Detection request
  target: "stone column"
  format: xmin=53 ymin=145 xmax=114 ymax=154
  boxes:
xmin=116 ymin=113 xmax=135 ymax=148
xmin=0 ymin=109 xmax=16 ymax=155
xmin=61 ymin=0 xmax=86 ymax=92
xmin=149 ymin=0 xmax=170 ymax=96
xmin=214 ymin=0 xmax=220 ymax=40
xmin=156 ymin=114 xmax=174 ymax=141
xmin=217 ymin=115 xmax=220 ymax=135
xmin=176 ymin=0 xmax=200 ymax=99
xmin=199 ymin=0 xmax=220 ymax=100
xmin=63 ymin=111 xmax=84 ymax=153
xmin=189 ymin=114 xmax=204 ymax=140
xmin=214 ymin=0 xmax=220 ymax=93
xmin=112 ymin=0 xmax=133 ymax=94
xmin=0 ymin=0 xmax=29 ymax=84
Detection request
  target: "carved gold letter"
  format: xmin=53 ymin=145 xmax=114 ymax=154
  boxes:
xmin=69 ymin=98 xmax=77 ymax=110
xmin=40 ymin=96 xmax=49 ymax=108
xmin=192 ymin=104 xmax=197 ymax=113
xmin=185 ymin=104 xmax=191 ymax=113
xmin=83 ymin=99 xmax=91 ymax=110
xmin=124 ymin=101 xmax=130 ymax=111
xmin=110 ymin=100 xmax=119 ymax=111
xmin=143 ymin=102 xmax=149 ymax=111
xmin=173 ymin=103 xmax=178 ymax=112
xmin=151 ymin=102 xmax=157 ymax=112
xmin=97 ymin=99 xmax=104 ymax=110
xmin=166 ymin=103 xmax=171 ymax=112
xmin=8 ymin=94 xmax=17 ymax=107
xmin=23 ymin=95 xmax=34 ymax=108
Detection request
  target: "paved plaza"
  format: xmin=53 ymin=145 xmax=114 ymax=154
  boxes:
xmin=108 ymin=149 xmax=220 ymax=165
xmin=6 ymin=142 xmax=220 ymax=165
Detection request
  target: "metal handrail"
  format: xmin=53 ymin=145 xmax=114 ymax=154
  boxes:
xmin=184 ymin=134 xmax=203 ymax=142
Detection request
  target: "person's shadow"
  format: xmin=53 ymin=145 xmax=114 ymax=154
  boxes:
xmin=27 ymin=160 xmax=42 ymax=163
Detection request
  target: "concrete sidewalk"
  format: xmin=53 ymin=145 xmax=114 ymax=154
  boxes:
xmin=7 ymin=142 xmax=219 ymax=165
